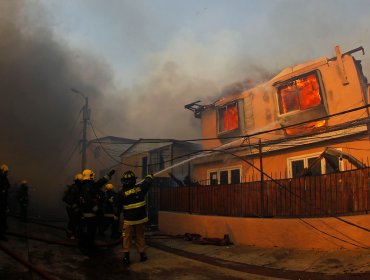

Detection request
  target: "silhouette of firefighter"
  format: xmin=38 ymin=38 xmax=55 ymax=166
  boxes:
xmin=78 ymin=168 xmax=115 ymax=255
xmin=117 ymin=170 xmax=154 ymax=266
xmin=63 ymin=173 xmax=83 ymax=240
xmin=98 ymin=183 xmax=120 ymax=239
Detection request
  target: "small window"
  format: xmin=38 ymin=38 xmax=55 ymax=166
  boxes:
xmin=218 ymin=102 xmax=239 ymax=134
xmin=210 ymin=172 xmax=218 ymax=185
xmin=277 ymin=72 xmax=322 ymax=114
xmin=277 ymin=71 xmax=327 ymax=135
xmin=291 ymin=159 xmax=304 ymax=178
xmin=288 ymin=151 xmax=342 ymax=178
xmin=220 ymin=171 xmax=228 ymax=185
xmin=231 ymin=169 xmax=240 ymax=184
xmin=208 ymin=167 xmax=241 ymax=185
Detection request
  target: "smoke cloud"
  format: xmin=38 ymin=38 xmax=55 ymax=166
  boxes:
xmin=0 ymin=1 xmax=115 ymax=216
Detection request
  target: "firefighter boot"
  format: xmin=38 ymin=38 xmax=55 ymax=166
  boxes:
xmin=140 ymin=252 xmax=148 ymax=262
xmin=122 ymin=252 xmax=130 ymax=266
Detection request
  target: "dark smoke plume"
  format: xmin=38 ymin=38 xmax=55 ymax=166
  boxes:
xmin=0 ymin=1 xmax=113 ymax=217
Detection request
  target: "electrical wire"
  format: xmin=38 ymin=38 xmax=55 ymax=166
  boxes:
xmin=82 ymin=104 xmax=370 ymax=145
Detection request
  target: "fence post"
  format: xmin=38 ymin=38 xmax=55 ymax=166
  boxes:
xmin=259 ymin=139 xmax=264 ymax=217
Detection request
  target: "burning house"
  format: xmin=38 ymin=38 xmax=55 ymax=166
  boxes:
xmin=186 ymin=46 xmax=370 ymax=183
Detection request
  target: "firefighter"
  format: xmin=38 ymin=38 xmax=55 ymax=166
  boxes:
xmin=63 ymin=173 xmax=83 ymax=240
xmin=98 ymin=183 xmax=120 ymax=239
xmin=16 ymin=180 xmax=29 ymax=222
xmin=0 ymin=164 xmax=10 ymax=241
xmin=117 ymin=170 xmax=154 ymax=266
xmin=78 ymin=168 xmax=115 ymax=255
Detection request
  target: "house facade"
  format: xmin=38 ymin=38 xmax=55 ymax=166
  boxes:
xmin=188 ymin=46 xmax=370 ymax=184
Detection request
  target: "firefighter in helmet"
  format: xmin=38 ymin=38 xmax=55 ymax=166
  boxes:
xmin=117 ymin=170 xmax=154 ymax=266
xmin=16 ymin=180 xmax=29 ymax=222
xmin=63 ymin=173 xmax=83 ymax=239
xmin=98 ymin=183 xmax=120 ymax=239
xmin=0 ymin=164 xmax=10 ymax=241
xmin=78 ymin=168 xmax=115 ymax=255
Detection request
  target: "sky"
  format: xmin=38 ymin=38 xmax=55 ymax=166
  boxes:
xmin=1 ymin=0 xmax=370 ymax=215
xmin=34 ymin=0 xmax=370 ymax=138
xmin=38 ymin=0 xmax=370 ymax=88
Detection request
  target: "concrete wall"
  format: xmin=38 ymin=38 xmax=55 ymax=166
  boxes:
xmin=159 ymin=211 xmax=370 ymax=250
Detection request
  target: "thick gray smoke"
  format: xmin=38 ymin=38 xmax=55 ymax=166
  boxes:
xmin=0 ymin=2 xmax=114 ymax=217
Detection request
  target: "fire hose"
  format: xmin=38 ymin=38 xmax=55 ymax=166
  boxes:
xmin=0 ymin=241 xmax=58 ymax=280
xmin=0 ymin=223 xmax=122 ymax=280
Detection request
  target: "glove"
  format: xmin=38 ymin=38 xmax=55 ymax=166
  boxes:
xmin=108 ymin=169 xmax=115 ymax=177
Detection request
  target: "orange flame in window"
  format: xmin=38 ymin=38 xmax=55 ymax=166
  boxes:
xmin=279 ymin=74 xmax=321 ymax=114
xmin=223 ymin=104 xmax=238 ymax=131
xmin=285 ymin=120 xmax=326 ymax=135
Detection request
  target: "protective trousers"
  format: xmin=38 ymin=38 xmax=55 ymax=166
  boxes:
xmin=122 ymin=223 xmax=146 ymax=253
xmin=78 ymin=216 xmax=97 ymax=254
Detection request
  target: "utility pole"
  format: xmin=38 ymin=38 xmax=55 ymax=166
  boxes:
xmin=71 ymin=88 xmax=90 ymax=171
xmin=81 ymin=96 xmax=89 ymax=171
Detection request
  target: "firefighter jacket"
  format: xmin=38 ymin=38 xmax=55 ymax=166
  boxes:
xmin=0 ymin=173 xmax=10 ymax=205
xmin=79 ymin=175 xmax=112 ymax=218
xmin=102 ymin=189 xmax=118 ymax=218
xmin=118 ymin=175 xmax=153 ymax=226
xmin=63 ymin=182 xmax=81 ymax=212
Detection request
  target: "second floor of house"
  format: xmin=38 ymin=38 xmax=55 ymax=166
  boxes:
xmin=189 ymin=46 xmax=370 ymax=150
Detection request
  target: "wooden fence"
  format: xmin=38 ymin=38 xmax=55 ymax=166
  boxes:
xmin=148 ymin=167 xmax=370 ymax=219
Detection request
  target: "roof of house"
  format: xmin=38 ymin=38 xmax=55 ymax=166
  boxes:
xmin=120 ymin=138 xmax=200 ymax=158
xmin=88 ymin=136 xmax=137 ymax=163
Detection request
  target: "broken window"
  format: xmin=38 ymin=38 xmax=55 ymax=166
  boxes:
xmin=277 ymin=72 xmax=322 ymax=114
xmin=276 ymin=71 xmax=327 ymax=135
xmin=218 ymin=102 xmax=239 ymax=133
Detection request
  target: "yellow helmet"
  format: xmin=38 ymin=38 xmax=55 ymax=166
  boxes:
xmin=121 ymin=170 xmax=136 ymax=180
xmin=105 ymin=183 xmax=114 ymax=190
xmin=0 ymin=164 xmax=9 ymax=173
xmin=82 ymin=169 xmax=95 ymax=181
xmin=74 ymin=173 xmax=83 ymax=182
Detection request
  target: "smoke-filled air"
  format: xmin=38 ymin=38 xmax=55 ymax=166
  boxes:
xmin=1 ymin=0 xmax=370 ymax=217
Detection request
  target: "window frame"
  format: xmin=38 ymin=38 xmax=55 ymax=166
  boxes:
xmin=207 ymin=166 xmax=242 ymax=185
xmin=287 ymin=150 xmax=343 ymax=178
xmin=216 ymin=101 xmax=240 ymax=135
xmin=276 ymin=70 xmax=324 ymax=116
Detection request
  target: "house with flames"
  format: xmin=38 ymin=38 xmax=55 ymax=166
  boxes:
xmin=156 ymin=46 xmax=370 ymax=250
xmin=186 ymin=46 xmax=370 ymax=184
